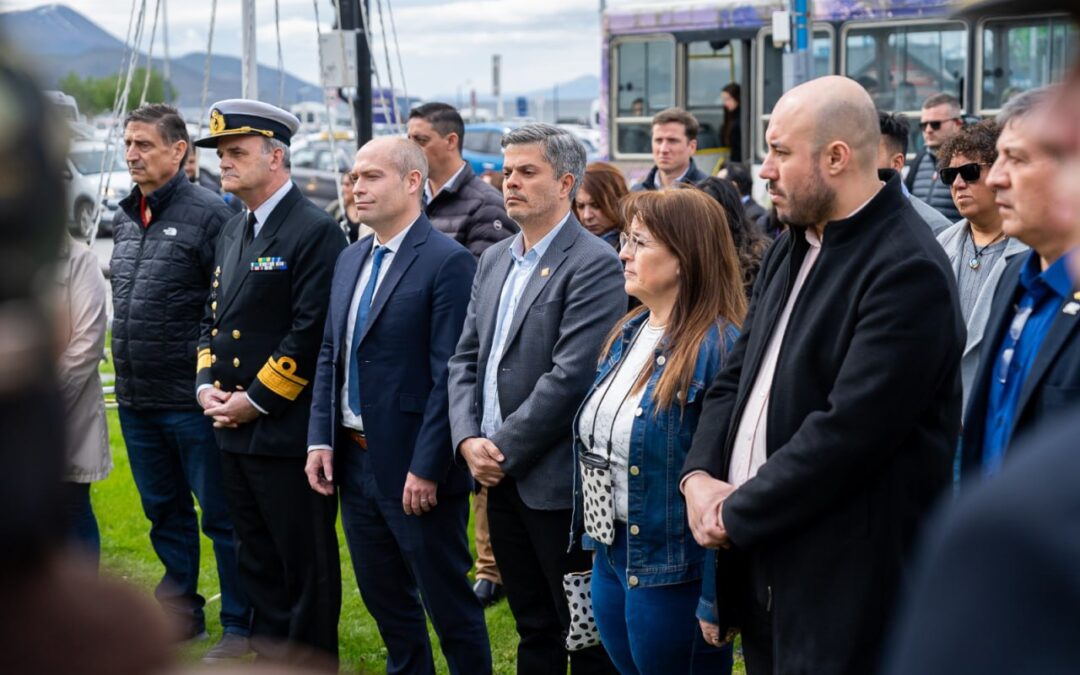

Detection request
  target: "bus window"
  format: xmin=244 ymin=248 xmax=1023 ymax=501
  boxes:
xmin=686 ymin=41 xmax=740 ymax=153
xmin=612 ymin=38 xmax=675 ymax=156
xmin=756 ymin=28 xmax=833 ymax=160
xmin=980 ymin=17 xmax=1079 ymax=113
xmin=844 ymin=22 xmax=967 ymax=113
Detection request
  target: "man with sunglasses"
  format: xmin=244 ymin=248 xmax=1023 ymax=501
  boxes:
xmin=959 ymin=85 xmax=1080 ymax=480
xmin=905 ymin=93 xmax=965 ymax=223
xmin=935 ymin=120 xmax=1029 ymax=411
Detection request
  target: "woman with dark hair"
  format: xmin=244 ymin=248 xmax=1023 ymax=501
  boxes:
xmin=695 ymin=176 xmax=771 ymax=298
xmin=574 ymin=162 xmax=629 ymax=250
xmin=721 ymin=83 xmax=742 ymax=162
xmin=572 ymin=187 xmax=745 ymax=674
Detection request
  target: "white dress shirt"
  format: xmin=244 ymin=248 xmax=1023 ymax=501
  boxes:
xmin=249 ymin=179 xmax=294 ymax=238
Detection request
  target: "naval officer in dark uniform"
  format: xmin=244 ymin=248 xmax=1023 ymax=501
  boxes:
xmin=193 ymin=99 xmax=346 ymax=668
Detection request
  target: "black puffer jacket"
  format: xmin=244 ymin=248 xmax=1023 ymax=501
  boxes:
xmin=110 ymin=169 xmax=232 ymax=409
xmin=425 ymin=162 xmax=517 ymax=257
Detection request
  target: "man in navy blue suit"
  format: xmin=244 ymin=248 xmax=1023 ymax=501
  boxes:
xmin=305 ymin=137 xmax=490 ymax=675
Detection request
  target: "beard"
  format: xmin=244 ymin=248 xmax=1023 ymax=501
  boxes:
xmin=772 ymin=164 xmax=836 ymax=229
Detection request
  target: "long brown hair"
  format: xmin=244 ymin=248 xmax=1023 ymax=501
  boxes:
xmin=601 ymin=185 xmax=747 ymax=411
xmin=574 ymin=162 xmax=628 ymax=234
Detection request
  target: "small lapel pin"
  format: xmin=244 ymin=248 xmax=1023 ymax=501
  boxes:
xmin=1064 ymin=302 xmax=1080 ymax=316
xmin=540 ymin=267 xmax=550 ymax=278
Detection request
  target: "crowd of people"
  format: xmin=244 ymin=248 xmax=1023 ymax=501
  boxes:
xmin=13 ymin=0 xmax=1080 ymax=673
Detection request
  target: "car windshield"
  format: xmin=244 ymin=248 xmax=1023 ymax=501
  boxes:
xmin=70 ymin=150 xmax=127 ymax=175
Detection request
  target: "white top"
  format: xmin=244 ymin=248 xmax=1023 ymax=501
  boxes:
xmin=577 ymin=322 xmax=665 ymax=522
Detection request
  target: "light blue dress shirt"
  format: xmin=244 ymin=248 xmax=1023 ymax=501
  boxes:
xmin=480 ymin=211 xmax=570 ymax=438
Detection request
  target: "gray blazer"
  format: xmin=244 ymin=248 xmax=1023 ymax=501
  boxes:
xmin=937 ymin=220 xmax=1029 ymax=413
xmin=448 ymin=214 xmax=626 ymax=510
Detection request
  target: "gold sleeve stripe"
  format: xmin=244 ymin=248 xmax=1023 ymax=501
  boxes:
xmin=197 ymin=348 xmax=212 ymax=372
xmin=256 ymin=356 xmax=310 ymax=401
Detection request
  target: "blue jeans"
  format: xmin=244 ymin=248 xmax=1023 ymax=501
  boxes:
xmin=118 ymin=406 xmax=250 ymax=636
xmin=64 ymin=481 xmax=100 ymax=567
xmin=592 ymin=524 xmax=733 ymax=675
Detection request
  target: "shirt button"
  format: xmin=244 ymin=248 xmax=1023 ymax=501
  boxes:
xmin=628 ymin=575 xmax=639 ymax=587
xmin=629 ymin=465 xmax=640 ymax=476
xmin=656 ymin=355 xmax=666 ymax=366
xmin=232 ymin=329 xmax=241 ymax=339
xmin=634 ymin=407 xmax=643 ymax=417
xmin=233 ymin=357 xmax=240 ymax=367
xmin=629 ymin=525 xmax=640 ymax=535
xmin=211 ymin=328 xmax=218 ymax=336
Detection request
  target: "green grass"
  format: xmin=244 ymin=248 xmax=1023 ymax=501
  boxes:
xmin=96 ymin=407 xmax=519 ymax=673
xmin=96 ymin=345 xmax=744 ymax=673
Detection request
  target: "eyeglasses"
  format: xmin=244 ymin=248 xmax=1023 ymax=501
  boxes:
xmin=919 ymin=118 xmax=961 ymax=131
xmin=619 ymin=232 xmax=654 ymax=255
xmin=939 ymin=162 xmax=990 ymax=186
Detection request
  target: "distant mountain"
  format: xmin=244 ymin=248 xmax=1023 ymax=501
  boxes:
xmin=434 ymin=74 xmax=601 ymax=105
xmin=0 ymin=4 xmax=324 ymax=108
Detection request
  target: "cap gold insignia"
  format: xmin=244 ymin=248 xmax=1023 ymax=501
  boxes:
xmin=540 ymin=267 xmax=550 ymax=278
xmin=210 ymin=109 xmax=226 ymax=135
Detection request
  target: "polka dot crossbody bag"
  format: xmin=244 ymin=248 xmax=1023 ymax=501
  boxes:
xmin=579 ymin=324 xmax=645 ymax=547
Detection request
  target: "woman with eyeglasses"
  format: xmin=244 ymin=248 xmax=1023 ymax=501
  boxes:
xmin=571 ymin=186 xmax=745 ymax=674
xmin=936 ymin=120 xmax=1029 ymax=410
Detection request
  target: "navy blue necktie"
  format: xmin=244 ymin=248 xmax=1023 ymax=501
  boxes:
xmin=347 ymin=245 xmax=388 ymax=415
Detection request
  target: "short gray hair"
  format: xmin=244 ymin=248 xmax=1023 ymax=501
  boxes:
xmin=997 ymin=85 xmax=1057 ymax=129
xmin=501 ymin=123 xmax=586 ymax=200
xmin=388 ymin=137 xmax=429 ymax=187
xmin=262 ymin=136 xmax=291 ymax=170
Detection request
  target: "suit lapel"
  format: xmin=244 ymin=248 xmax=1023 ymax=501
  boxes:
xmin=219 ymin=184 xmax=301 ymax=317
xmin=336 ymin=238 xmax=372 ymax=349
xmin=219 ymin=218 xmax=244 ymax=303
xmin=499 ymin=218 xmax=579 ymax=354
xmin=358 ymin=217 xmax=429 ymax=345
xmin=1014 ymin=296 xmax=1080 ymax=422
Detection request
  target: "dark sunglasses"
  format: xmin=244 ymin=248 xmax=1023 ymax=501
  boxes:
xmin=919 ymin=118 xmax=960 ymax=131
xmin=939 ymin=162 xmax=989 ymax=186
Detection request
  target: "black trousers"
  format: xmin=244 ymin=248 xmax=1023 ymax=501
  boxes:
xmin=219 ymin=451 xmax=341 ymax=668
xmin=487 ymin=479 xmax=616 ymax=675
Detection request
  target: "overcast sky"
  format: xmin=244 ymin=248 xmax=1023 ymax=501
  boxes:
xmin=6 ymin=0 xmax=643 ymax=97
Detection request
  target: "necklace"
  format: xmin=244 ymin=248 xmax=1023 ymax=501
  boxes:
xmin=967 ymin=228 xmax=1007 ymax=270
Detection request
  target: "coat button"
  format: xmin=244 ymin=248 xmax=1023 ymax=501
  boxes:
xmin=629 ymin=524 xmax=640 ymax=535
xmin=629 ymin=465 xmax=640 ymax=476
xmin=233 ymin=357 xmax=240 ymax=367
xmin=213 ymin=380 xmax=221 ymax=389
xmin=656 ymin=355 xmax=666 ymax=366
xmin=213 ymin=280 xmax=219 ymax=288
xmin=634 ymin=407 xmax=643 ymax=417
xmin=211 ymin=354 xmax=217 ymax=364
xmin=211 ymin=301 xmax=217 ymax=311
xmin=232 ymin=329 xmax=241 ymax=339
xmin=211 ymin=328 xmax=218 ymax=336
xmin=628 ymin=575 xmax=639 ymax=587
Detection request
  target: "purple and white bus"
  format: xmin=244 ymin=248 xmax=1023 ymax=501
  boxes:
xmin=601 ymin=0 xmax=1077 ymax=187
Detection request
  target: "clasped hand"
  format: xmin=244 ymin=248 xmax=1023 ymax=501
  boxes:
xmin=199 ymin=387 xmax=260 ymax=428
xmin=458 ymin=437 xmax=505 ymax=487
xmin=683 ymin=473 xmax=735 ymax=549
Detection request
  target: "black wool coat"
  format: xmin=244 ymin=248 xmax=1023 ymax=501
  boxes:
xmin=683 ymin=171 xmax=965 ymax=674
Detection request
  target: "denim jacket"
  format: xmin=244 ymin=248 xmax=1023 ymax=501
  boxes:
xmin=570 ymin=311 xmax=739 ymax=589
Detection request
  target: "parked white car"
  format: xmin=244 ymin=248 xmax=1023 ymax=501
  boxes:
xmin=65 ymin=141 xmax=131 ymax=238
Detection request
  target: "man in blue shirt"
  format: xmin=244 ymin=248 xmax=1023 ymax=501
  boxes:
xmin=960 ymin=85 xmax=1080 ymax=479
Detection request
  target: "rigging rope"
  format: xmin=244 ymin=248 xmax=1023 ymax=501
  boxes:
xmin=275 ymin=0 xmax=285 ymax=107
xmin=385 ymin=0 xmax=408 ymax=107
xmin=373 ymin=0 xmax=400 ymax=134
xmin=313 ymin=0 xmax=349 ymax=234
xmin=140 ymin=0 xmax=163 ymax=106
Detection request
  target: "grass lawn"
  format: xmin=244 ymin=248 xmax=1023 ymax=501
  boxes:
xmin=96 ymin=349 xmax=744 ymax=673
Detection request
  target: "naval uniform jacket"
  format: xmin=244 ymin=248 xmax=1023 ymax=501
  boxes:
xmin=196 ymin=183 xmax=347 ymax=456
